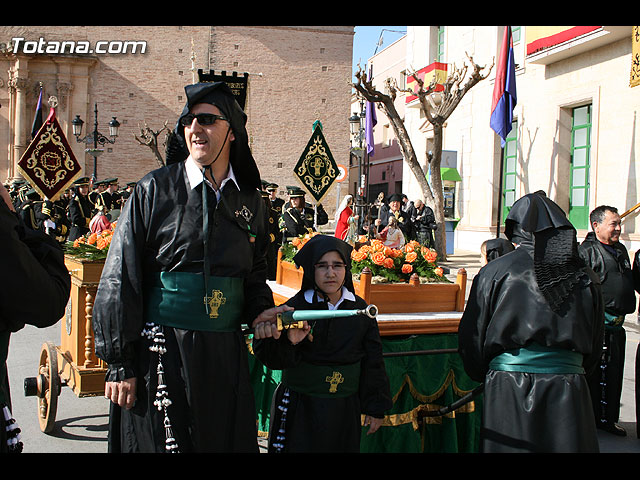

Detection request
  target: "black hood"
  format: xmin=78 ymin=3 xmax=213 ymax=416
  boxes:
xmin=293 ymin=235 xmax=355 ymax=295
xmin=165 ymin=82 xmax=261 ymax=190
xmin=505 ymin=190 xmax=574 ymax=244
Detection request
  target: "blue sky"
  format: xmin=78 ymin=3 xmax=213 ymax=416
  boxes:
xmin=352 ymin=26 xmax=406 ymax=76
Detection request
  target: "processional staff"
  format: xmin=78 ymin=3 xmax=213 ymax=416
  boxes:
xmin=243 ymin=304 xmax=378 ymax=335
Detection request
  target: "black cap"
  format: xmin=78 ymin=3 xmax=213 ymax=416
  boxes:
xmin=287 ymin=186 xmax=306 ymax=197
xmin=74 ymin=177 xmax=91 ymax=186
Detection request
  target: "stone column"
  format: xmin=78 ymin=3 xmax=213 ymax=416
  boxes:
xmin=8 ymin=57 xmax=29 ymax=181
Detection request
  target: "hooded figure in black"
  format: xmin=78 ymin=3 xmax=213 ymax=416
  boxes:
xmin=92 ymin=82 xmax=283 ymax=453
xmin=480 ymin=237 xmax=514 ymax=266
xmin=252 ymin=235 xmax=392 ymax=452
xmin=458 ymin=191 xmax=604 ymax=453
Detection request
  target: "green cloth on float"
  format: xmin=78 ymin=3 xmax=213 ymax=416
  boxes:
xmin=248 ymin=333 xmax=482 ymax=452
xmin=489 ymin=342 xmax=585 ymax=374
xmin=360 ymin=333 xmax=482 ymax=453
xmin=145 ymin=271 xmax=244 ymax=332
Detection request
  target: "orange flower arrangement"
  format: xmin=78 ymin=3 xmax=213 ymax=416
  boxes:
xmin=67 ymin=221 xmax=117 ymax=260
xmin=350 ymin=239 xmax=449 ymax=283
xmin=281 ymin=234 xmax=449 ymax=283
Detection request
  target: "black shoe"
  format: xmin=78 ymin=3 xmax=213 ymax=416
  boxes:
xmin=598 ymin=422 xmax=627 ymax=436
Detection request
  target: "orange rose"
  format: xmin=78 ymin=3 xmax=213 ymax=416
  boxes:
xmin=371 ymin=239 xmax=385 ymax=252
xmin=358 ymin=235 xmax=367 ymax=243
xmin=383 ymin=257 xmax=395 ymax=269
xmin=391 ymin=248 xmax=403 ymax=258
xmin=383 ymin=246 xmax=393 ymax=257
xmin=404 ymin=243 xmax=414 ymax=253
xmin=424 ymin=249 xmax=437 ymax=263
xmin=359 ymin=245 xmax=373 ymax=254
xmin=371 ymin=252 xmax=386 ymax=266
xmin=421 ymin=246 xmax=429 ymax=256
xmin=405 ymin=251 xmax=418 ymax=263
xmin=435 ymin=267 xmax=444 ymax=277
xmin=352 ymin=251 xmax=367 ymax=262
xmin=87 ymin=233 xmax=98 ymax=245
xmin=401 ymin=263 xmax=413 ymax=274
xmin=73 ymin=239 xmax=80 ymax=247
xmin=291 ymin=237 xmax=301 ymax=247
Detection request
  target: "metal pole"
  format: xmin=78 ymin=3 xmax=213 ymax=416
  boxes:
xmin=496 ymin=146 xmax=504 ymax=238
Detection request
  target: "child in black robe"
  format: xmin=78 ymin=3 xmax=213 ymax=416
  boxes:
xmin=253 ymin=235 xmax=392 ymax=452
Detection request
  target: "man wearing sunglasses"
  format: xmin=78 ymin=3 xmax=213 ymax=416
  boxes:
xmin=93 ymin=82 xmax=290 ymax=453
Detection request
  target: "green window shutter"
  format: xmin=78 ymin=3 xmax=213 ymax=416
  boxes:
xmin=502 ymin=120 xmax=518 ymax=223
xmin=568 ymin=105 xmax=591 ymax=229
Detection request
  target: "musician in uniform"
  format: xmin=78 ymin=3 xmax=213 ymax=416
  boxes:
xmin=261 ymin=181 xmax=281 ymax=280
xmin=18 ymin=188 xmax=42 ymax=231
xmin=279 ymin=186 xmax=329 ymax=240
xmin=37 ymin=197 xmax=70 ymax=244
xmin=252 ymin=234 xmax=392 ymax=452
xmin=266 ymin=182 xmax=284 ymax=214
xmin=88 ymin=179 xmax=106 ymax=208
xmin=120 ymin=181 xmax=137 ymax=202
xmin=68 ymin=177 xmax=93 ymax=241
xmin=95 ymin=177 xmax=122 ymax=213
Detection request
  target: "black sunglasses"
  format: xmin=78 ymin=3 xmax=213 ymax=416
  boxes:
xmin=180 ymin=113 xmax=229 ymax=126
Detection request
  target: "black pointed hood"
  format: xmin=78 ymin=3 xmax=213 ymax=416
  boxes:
xmin=166 ymin=82 xmax=261 ymax=190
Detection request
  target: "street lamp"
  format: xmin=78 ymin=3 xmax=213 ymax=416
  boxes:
xmin=72 ymin=103 xmax=120 ymax=183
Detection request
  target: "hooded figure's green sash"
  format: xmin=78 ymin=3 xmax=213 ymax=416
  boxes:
xmin=489 ymin=342 xmax=585 ymax=375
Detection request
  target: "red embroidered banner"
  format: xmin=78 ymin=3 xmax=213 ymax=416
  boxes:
xmin=18 ymin=108 xmax=82 ymax=201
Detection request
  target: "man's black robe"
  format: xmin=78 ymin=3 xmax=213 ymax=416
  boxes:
xmin=253 ymin=290 xmax=392 ymax=452
xmin=1 ymin=200 xmax=70 ymax=452
xmin=458 ymin=243 xmax=604 ymax=452
xmin=92 ymin=161 xmax=275 ymax=453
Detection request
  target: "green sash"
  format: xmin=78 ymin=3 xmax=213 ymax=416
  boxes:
xmin=282 ymin=361 xmax=360 ymax=398
xmin=489 ymin=342 xmax=585 ymax=375
xmin=145 ymin=271 xmax=244 ymax=332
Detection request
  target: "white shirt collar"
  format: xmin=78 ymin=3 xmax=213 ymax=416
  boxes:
xmin=185 ymin=155 xmax=239 ymax=200
xmin=303 ymin=287 xmax=355 ymax=310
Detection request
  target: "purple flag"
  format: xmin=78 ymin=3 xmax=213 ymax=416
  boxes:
xmin=365 ymin=66 xmax=377 ymax=156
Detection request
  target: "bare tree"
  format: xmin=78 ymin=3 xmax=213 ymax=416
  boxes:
xmin=353 ymin=53 xmax=493 ymax=259
xmin=133 ymin=121 xmax=170 ymax=167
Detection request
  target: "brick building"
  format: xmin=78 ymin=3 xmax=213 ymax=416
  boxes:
xmin=0 ymin=25 xmax=354 ymax=215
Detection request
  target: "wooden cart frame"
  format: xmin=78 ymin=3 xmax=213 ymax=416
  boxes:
xmin=24 ymin=256 xmax=107 ymax=433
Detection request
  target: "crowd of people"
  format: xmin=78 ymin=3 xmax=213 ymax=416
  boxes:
xmin=3 ymin=176 xmax=137 ymax=243
xmin=3 ymin=81 xmax=640 ymax=455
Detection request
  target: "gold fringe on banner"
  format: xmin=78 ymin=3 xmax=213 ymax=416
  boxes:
xmin=631 ymin=26 xmax=640 ymax=88
xmin=360 ymin=370 xmax=478 ymax=430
